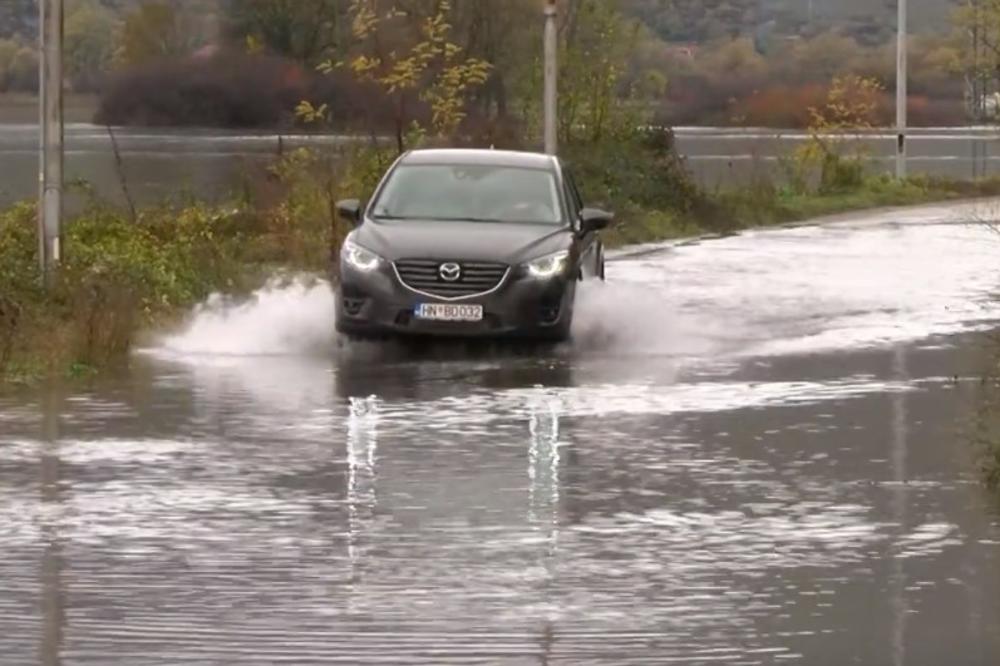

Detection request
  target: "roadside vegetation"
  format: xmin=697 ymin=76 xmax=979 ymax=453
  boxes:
xmin=0 ymin=148 xmax=360 ymax=384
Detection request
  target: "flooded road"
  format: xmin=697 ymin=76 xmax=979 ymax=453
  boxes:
xmin=2 ymin=202 xmax=1000 ymax=664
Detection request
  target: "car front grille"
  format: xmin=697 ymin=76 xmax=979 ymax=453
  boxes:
xmin=393 ymin=259 xmax=509 ymax=299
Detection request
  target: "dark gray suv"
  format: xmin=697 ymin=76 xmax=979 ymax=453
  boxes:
xmin=334 ymin=148 xmax=611 ymax=342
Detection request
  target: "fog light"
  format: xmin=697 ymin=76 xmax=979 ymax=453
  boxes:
xmin=539 ymin=305 xmax=560 ymax=324
xmin=342 ymin=298 xmax=365 ymax=316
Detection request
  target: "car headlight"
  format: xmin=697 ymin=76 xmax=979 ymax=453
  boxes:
xmin=341 ymin=238 xmax=382 ymax=272
xmin=525 ymin=250 xmax=570 ymax=279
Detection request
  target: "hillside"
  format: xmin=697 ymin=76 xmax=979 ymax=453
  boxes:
xmin=2 ymin=0 xmax=959 ymax=44
xmin=624 ymin=0 xmax=957 ymax=44
xmin=811 ymin=0 xmax=952 ymax=25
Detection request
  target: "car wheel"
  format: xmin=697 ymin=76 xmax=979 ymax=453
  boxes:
xmin=593 ymin=243 xmax=606 ymax=281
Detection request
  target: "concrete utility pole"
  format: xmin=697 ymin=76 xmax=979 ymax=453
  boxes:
xmin=39 ymin=0 xmax=64 ymax=283
xmin=543 ymin=0 xmax=558 ymax=156
xmin=896 ymin=0 xmax=908 ymax=179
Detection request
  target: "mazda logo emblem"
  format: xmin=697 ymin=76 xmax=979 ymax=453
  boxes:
xmin=439 ymin=262 xmax=462 ymax=282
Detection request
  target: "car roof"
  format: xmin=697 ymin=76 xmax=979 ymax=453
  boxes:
xmin=400 ymin=148 xmax=559 ymax=171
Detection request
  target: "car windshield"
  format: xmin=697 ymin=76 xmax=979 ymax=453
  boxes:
xmin=370 ymin=164 xmax=563 ymax=225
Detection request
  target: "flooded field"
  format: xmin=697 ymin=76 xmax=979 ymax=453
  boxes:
xmin=2 ymin=202 xmax=1000 ymax=663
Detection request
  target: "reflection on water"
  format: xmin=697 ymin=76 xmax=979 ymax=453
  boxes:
xmin=891 ymin=348 xmax=909 ymax=666
xmin=346 ymin=395 xmax=379 ymax=591
xmin=528 ymin=391 xmax=561 ymax=532
xmin=40 ymin=392 xmax=64 ymax=666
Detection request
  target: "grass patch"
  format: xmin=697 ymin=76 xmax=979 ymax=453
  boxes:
xmin=773 ymin=175 xmax=1000 ymax=221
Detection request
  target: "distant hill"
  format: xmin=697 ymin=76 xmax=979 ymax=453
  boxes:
xmin=2 ymin=0 xmax=960 ymax=48
xmin=782 ymin=0 xmax=954 ymax=27
xmin=622 ymin=0 xmax=958 ymax=44
xmin=0 ymin=0 xmax=37 ymax=40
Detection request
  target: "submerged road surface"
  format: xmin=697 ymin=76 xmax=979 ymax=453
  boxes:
xmin=3 ymin=202 xmax=1000 ymax=664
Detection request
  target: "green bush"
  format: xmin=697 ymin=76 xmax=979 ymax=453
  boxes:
xmin=0 ymin=203 xmax=41 ymax=375
xmin=0 ymin=145 xmax=370 ymax=381
xmin=564 ymin=129 xmax=701 ymax=212
xmin=0 ymin=200 xmax=259 ymax=375
xmin=561 ymin=128 xmax=733 ymax=237
xmin=819 ymin=154 xmax=867 ymax=194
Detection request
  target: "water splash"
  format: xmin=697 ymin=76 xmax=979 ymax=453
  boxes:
xmin=571 ymin=278 xmax=733 ymax=361
xmin=156 ymin=277 xmax=336 ymax=356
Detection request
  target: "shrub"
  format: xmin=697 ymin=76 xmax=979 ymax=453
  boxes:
xmin=563 ymin=127 xmax=730 ymax=233
xmin=0 ymin=294 xmax=19 ymax=373
xmin=818 ymin=154 xmax=867 ymax=194
xmin=96 ymin=50 xmax=441 ymax=135
xmin=305 ymin=68 xmax=422 ymax=135
xmin=0 ymin=197 xmax=266 ymax=377
xmin=5 ymin=45 xmax=37 ymax=92
xmin=734 ymin=84 xmax=828 ymax=128
xmin=0 ymin=38 xmax=18 ymax=91
xmin=0 ymin=204 xmax=40 ymax=370
xmin=96 ymin=51 xmax=310 ymax=128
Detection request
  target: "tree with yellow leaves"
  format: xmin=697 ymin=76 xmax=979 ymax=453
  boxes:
xmin=300 ymin=0 xmax=492 ymax=153
xmin=791 ymin=74 xmax=885 ymax=193
xmin=954 ymin=1 xmax=1000 ymax=120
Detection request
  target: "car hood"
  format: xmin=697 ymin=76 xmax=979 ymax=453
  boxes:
xmin=352 ymin=219 xmax=571 ymax=264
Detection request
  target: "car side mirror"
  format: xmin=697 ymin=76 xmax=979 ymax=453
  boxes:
xmin=579 ymin=207 xmax=613 ymax=234
xmin=336 ymin=199 xmax=362 ymax=225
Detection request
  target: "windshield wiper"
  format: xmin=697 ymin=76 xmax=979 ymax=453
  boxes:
xmin=432 ymin=216 xmax=506 ymax=223
xmin=373 ymin=214 xmax=531 ymax=224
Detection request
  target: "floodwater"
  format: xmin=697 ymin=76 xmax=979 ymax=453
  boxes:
xmin=2 ymin=201 xmax=1000 ymax=664
xmin=3 ymin=124 xmax=1000 ymax=207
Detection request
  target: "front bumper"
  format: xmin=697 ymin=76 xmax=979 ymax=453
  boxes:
xmin=336 ymin=263 xmax=575 ymax=339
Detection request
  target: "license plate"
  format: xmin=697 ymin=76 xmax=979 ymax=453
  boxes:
xmin=415 ymin=303 xmax=484 ymax=322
